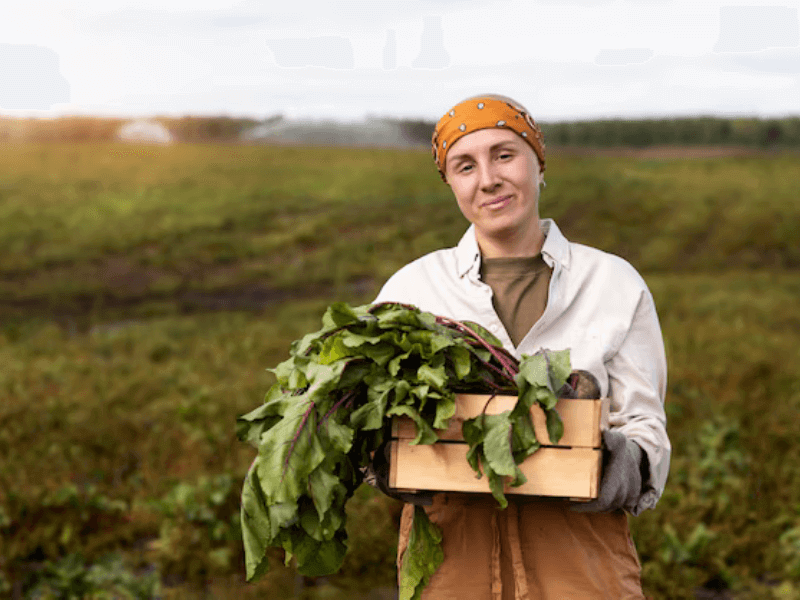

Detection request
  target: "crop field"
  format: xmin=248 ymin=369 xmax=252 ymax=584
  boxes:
xmin=0 ymin=141 xmax=799 ymax=599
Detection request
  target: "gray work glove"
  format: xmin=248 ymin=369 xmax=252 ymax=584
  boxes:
xmin=367 ymin=441 xmax=435 ymax=506
xmin=572 ymin=429 xmax=647 ymax=514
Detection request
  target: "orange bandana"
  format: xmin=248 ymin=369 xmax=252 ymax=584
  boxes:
xmin=432 ymin=97 xmax=546 ymax=182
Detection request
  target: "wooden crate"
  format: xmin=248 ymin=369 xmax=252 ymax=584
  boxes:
xmin=389 ymin=394 xmax=609 ymax=500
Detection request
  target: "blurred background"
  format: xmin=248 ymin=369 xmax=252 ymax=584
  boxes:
xmin=1 ymin=1 xmax=799 ymax=598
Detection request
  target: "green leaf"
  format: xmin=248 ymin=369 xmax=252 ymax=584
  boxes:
xmin=515 ymin=352 xmax=549 ymax=399
xmin=393 ymin=379 xmax=411 ymax=403
xmin=290 ymin=371 xmax=310 ymax=392
xmin=449 ymin=345 xmax=472 ymax=380
xmin=545 ymin=409 xmax=564 ymax=445
xmin=406 ymin=330 xmax=436 ymax=359
xmin=481 ymin=413 xmax=517 ymax=477
xmin=297 ymin=537 xmax=349 ymax=576
xmin=408 ymin=381 xmax=428 ymax=395
xmin=372 ymin=304 xmax=426 ymax=329
xmin=428 ymin=332 xmax=456 ymax=354
xmin=461 ymin=418 xmax=484 ymax=475
xmin=303 ymin=361 xmax=348 ymax=403
xmin=267 ymin=501 xmax=299 ymax=541
xmin=432 ymin=393 xmax=456 ymax=430
xmin=359 ymin=342 xmax=398 ymax=367
xmin=398 ymin=507 xmax=444 ymax=600
xmin=480 ymin=412 xmax=522 ymax=508
xmin=256 ymin=402 xmax=327 ymax=504
xmin=318 ymin=336 xmax=351 ymax=365
xmin=514 ymin=349 xmax=571 ymax=413
xmin=323 ymin=302 xmax=363 ymax=327
xmin=388 ymin=350 xmax=411 ymax=377
xmin=417 ymin=363 xmax=447 ymax=390
xmin=386 ymin=405 xmax=438 ymax=445
xmin=320 ymin=416 xmax=354 ymax=454
xmin=486 ymin=470 xmax=509 ymax=509
xmin=349 ymin=384 xmax=391 ymax=431
xmin=236 ymin=386 xmax=286 ymax=446
xmin=308 ymin=462 xmax=345 ymax=521
xmin=299 ymin=491 xmax=343 ymax=543
xmin=349 ymin=400 xmax=385 ymax=431
xmin=241 ymin=462 xmax=272 ymax=581
xmin=283 ymin=528 xmax=348 ymax=576
xmin=460 ymin=320 xmax=504 ymax=347
xmin=337 ymin=361 xmax=372 ymax=390
xmin=510 ymin=413 xmax=539 ymax=462
xmin=545 ymin=348 xmax=572 ymax=397
xmin=293 ymin=329 xmax=328 ymax=357
xmin=340 ymin=331 xmax=384 ymax=348
xmin=300 ymin=507 xmax=328 ymax=541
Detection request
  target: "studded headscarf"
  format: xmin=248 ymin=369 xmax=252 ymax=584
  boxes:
xmin=432 ymin=96 xmax=546 ymax=182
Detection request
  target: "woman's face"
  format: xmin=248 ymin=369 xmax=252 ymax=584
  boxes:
xmin=444 ymin=127 xmax=543 ymax=249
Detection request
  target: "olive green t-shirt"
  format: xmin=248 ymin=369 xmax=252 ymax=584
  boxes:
xmin=479 ymin=255 xmax=553 ymax=347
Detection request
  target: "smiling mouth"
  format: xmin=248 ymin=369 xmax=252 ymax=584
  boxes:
xmin=483 ymin=195 xmax=512 ymax=208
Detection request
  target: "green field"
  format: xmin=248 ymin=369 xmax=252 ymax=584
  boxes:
xmin=0 ymin=142 xmax=798 ymax=599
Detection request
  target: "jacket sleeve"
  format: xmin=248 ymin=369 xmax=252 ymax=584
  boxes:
xmin=605 ymin=287 xmax=670 ymax=514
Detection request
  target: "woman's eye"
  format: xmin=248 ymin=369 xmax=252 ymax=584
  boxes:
xmin=459 ymin=164 xmax=473 ymax=173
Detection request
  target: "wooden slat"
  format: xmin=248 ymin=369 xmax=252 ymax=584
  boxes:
xmin=392 ymin=395 xmax=608 ymax=447
xmin=389 ymin=440 xmax=601 ymax=499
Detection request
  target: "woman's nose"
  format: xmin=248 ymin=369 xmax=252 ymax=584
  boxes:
xmin=478 ymin=161 xmax=501 ymax=191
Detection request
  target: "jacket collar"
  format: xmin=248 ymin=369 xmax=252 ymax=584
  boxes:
xmin=455 ymin=218 xmax=571 ymax=278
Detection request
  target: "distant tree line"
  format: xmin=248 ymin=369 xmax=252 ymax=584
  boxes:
xmin=166 ymin=116 xmax=274 ymax=142
xmin=1 ymin=114 xmax=799 ymax=148
xmin=394 ymin=116 xmax=800 ymax=148
xmin=0 ymin=115 xmax=270 ymax=143
xmin=0 ymin=116 xmax=127 ymax=142
xmin=541 ymin=117 xmax=800 ymax=148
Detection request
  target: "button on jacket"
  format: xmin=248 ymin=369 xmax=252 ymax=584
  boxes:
xmin=375 ymin=219 xmax=669 ymax=509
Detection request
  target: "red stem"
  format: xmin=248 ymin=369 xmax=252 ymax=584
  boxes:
xmin=282 ymin=401 xmax=316 ymax=481
xmin=320 ymin=388 xmax=358 ymax=427
xmin=435 ymin=315 xmax=519 ymax=379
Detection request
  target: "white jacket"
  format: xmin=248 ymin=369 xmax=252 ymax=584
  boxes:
xmin=375 ymin=218 xmax=670 ymax=513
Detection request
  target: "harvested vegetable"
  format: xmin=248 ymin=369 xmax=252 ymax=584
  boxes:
xmin=237 ymin=302 xmax=571 ymax=598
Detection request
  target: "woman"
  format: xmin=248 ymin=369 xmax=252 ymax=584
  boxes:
xmin=374 ymin=95 xmax=670 ymax=599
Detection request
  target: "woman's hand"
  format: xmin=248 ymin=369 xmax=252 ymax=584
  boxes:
xmin=571 ymin=429 xmax=647 ymax=514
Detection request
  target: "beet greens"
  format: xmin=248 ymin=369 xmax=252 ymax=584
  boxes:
xmin=237 ymin=302 xmax=571 ymax=598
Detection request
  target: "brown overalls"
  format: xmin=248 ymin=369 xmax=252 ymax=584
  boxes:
xmin=397 ymin=495 xmax=645 ymax=599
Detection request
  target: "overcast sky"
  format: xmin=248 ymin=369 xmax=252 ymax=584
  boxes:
xmin=2 ymin=0 xmax=799 ymax=122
